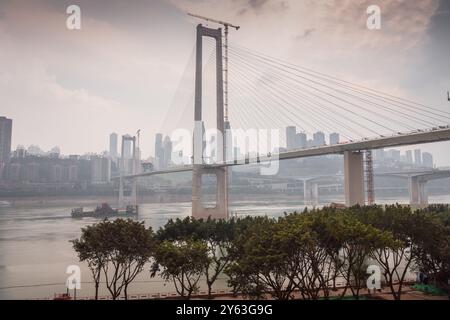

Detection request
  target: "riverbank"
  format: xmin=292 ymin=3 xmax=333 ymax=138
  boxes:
xmin=35 ymin=284 xmax=449 ymax=301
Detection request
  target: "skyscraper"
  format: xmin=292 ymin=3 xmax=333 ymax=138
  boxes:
xmin=329 ymin=133 xmax=340 ymax=146
xmin=374 ymin=149 xmax=385 ymax=161
xmin=90 ymin=155 xmax=111 ymax=184
xmin=414 ymin=149 xmax=422 ymax=166
xmin=313 ymin=131 xmax=326 ymax=147
xmin=296 ymin=132 xmax=307 ymax=149
xmin=388 ymin=149 xmax=401 ymax=161
xmin=405 ymin=150 xmax=413 ymax=164
xmin=0 ymin=116 xmax=12 ymax=164
xmin=155 ymin=133 xmax=163 ymax=169
xmin=422 ymin=152 xmax=433 ymax=168
xmin=286 ymin=126 xmax=297 ymax=150
xmin=109 ymin=133 xmax=118 ymax=159
xmin=163 ymin=136 xmax=172 ymax=169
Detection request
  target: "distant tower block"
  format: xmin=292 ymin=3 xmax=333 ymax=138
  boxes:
xmin=192 ymin=24 xmax=228 ymax=220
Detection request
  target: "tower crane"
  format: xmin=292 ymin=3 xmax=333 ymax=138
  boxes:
xmin=187 ymin=12 xmax=240 ymax=122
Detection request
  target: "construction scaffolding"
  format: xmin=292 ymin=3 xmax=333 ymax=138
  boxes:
xmin=364 ymin=150 xmax=375 ymax=205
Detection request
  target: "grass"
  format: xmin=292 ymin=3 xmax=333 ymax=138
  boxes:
xmin=412 ymin=283 xmax=447 ymax=296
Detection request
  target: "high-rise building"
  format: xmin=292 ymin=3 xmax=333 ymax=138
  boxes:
xmin=422 ymin=152 xmax=433 ymax=168
xmin=224 ymin=120 xmax=233 ymax=162
xmin=163 ymin=136 xmax=172 ymax=169
xmin=109 ymin=133 xmax=118 ymax=159
xmin=90 ymin=155 xmax=111 ymax=184
xmin=374 ymin=149 xmax=385 ymax=161
xmin=329 ymin=133 xmax=340 ymax=146
xmin=13 ymin=146 xmax=27 ymax=159
xmin=388 ymin=149 xmax=401 ymax=161
xmin=155 ymin=133 xmax=163 ymax=169
xmin=405 ymin=150 xmax=413 ymax=164
xmin=313 ymin=131 xmax=325 ymax=147
xmin=296 ymin=132 xmax=307 ymax=149
xmin=286 ymin=126 xmax=297 ymax=150
xmin=414 ymin=149 xmax=422 ymax=166
xmin=0 ymin=116 xmax=13 ymax=164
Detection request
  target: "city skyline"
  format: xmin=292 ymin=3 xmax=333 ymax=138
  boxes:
xmin=2 ymin=121 xmax=440 ymax=171
xmin=1 ymin=0 xmax=450 ymax=165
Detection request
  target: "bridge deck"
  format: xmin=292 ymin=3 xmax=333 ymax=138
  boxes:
xmin=112 ymin=127 xmax=450 ymax=180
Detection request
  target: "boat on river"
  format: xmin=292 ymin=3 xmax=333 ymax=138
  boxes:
xmin=71 ymin=203 xmax=138 ymax=218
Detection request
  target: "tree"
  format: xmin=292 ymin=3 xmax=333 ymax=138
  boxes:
xmin=202 ymin=218 xmax=236 ymax=299
xmin=72 ymin=219 xmax=155 ymax=300
xmin=283 ymin=209 xmax=346 ymax=299
xmin=72 ymin=224 xmax=108 ymax=300
xmin=151 ymin=240 xmax=209 ymax=299
xmin=354 ymin=205 xmax=418 ymax=300
xmin=308 ymin=208 xmax=347 ymax=295
xmin=412 ymin=207 xmax=450 ymax=289
xmin=334 ymin=209 xmax=394 ymax=299
xmin=158 ymin=217 xmax=237 ymax=299
xmin=226 ymin=217 xmax=298 ymax=300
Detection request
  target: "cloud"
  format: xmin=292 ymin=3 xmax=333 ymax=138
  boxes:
xmin=0 ymin=0 xmax=449 ymax=164
xmin=0 ymin=58 xmax=132 ymax=154
xmin=0 ymin=0 xmax=197 ymax=156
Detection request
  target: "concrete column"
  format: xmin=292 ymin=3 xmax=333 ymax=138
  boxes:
xmin=409 ymin=176 xmax=428 ymax=207
xmin=131 ymin=178 xmax=137 ymax=207
xmin=118 ymin=135 xmax=126 ymax=208
xmin=419 ymin=181 xmax=428 ymax=206
xmin=311 ymin=182 xmax=319 ymax=206
xmin=304 ymin=181 xmax=319 ymax=205
xmin=192 ymin=25 xmax=228 ymax=220
xmin=344 ymin=151 xmax=365 ymax=206
xmin=192 ymin=166 xmax=228 ymax=220
xmin=118 ymin=177 xmax=124 ymax=208
xmin=303 ymin=180 xmax=308 ymax=203
xmin=131 ymin=138 xmax=137 ymax=207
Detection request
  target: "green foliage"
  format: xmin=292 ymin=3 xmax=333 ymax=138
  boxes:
xmin=151 ymin=239 xmax=209 ymax=299
xmin=157 ymin=217 xmax=237 ymax=298
xmin=72 ymin=204 xmax=450 ymax=300
xmin=226 ymin=217 xmax=296 ymax=300
xmin=412 ymin=207 xmax=450 ymax=288
xmin=412 ymin=283 xmax=447 ymax=296
xmin=72 ymin=218 xmax=155 ymax=300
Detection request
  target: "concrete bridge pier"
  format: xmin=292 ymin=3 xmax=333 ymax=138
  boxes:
xmin=118 ymin=177 xmax=124 ymax=207
xmin=344 ymin=151 xmax=365 ymax=206
xmin=192 ymin=165 xmax=228 ymax=220
xmin=409 ymin=176 xmax=428 ymax=207
xmin=304 ymin=181 xmax=319 ymax=206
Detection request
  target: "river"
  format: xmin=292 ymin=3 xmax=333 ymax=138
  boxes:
xmin=0 ymin=194 xmax=449 ymax=299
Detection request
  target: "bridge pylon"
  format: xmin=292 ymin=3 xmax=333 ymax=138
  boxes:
xmin=118 ymin=135 xmax=138 ymax=209
xmin=192 ymin=24 xmax=228 ymax=220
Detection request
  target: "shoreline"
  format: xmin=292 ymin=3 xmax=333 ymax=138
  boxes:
xmin=1 ymin=193 xmax=449 ymax=208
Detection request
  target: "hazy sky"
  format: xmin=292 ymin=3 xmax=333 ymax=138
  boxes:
xmin=1 ymin=0 xmax=449 ymax=165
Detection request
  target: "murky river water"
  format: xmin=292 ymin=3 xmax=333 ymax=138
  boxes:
xmin=0 ymin=195 xmax=448 ymax=299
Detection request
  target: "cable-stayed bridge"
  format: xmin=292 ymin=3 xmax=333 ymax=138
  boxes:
xmin=112 ymin=24 xmax=450 ymax=219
